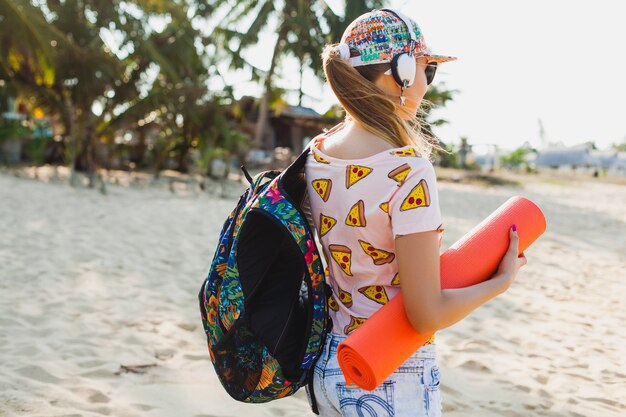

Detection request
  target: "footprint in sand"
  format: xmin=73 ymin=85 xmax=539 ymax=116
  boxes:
xmin=441 ymin=384 xmax=462 ymax=396
xmin=564 ymin=372 xmax=594 ymax=382
xmin=16 ymin=365 xmax=61 ymax=384
xmin=183 ymin=354 xmax=207 ymax=361
xmin=77 ymin=359 xmax=108 ymax=369
xmin=79 ymin=368 xmax=117 ymax=379
xmin=581 ymin=397 xmax=619 ymax=407
xmin=73 ymin=387 xmax=111 ymax=404
xmin=537 ymin=388 xmax=551 ymax=398
xmin=459 ymin=360 xmax=491 ymax=373
xmin=442 ymin=401 xmax=460 ymax=412
xmin=177 ymin=322 xmax=197 ymax=332
xmin=514 ymin=384 xmax=531 ymax=393
xmin=155 ymin=348 xmax=176 ymax=360
xmin=88 ymin=391 xmax=110 ymax=404
xmin=523 ymin=401 xmax=553 ymax=411
xmin=133 ymin=403 xmax=156 ymax=411
xmin=89 ymin=406 xmax=112 ymax=415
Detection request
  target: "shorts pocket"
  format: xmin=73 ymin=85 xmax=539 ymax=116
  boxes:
xmin=423 ymin=365 xmax=442 ymax=417
xmin=336 ymin=381 xmax=395 ymax=417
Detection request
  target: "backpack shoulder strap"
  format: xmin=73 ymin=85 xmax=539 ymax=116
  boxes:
xmin=282 ymin=146 xmax=310 ymax=178
xmin=282 ymin=120 xmax=340 ymax=178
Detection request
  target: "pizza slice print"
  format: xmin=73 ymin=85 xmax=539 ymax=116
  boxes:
xmin=311 ymin=179 xmax=332 ymax=202
xmin=345 ymin=200 xmax=366 ymax=227
xmin=358 ymin=285 xmax=390 ymax=305
xmin=329 ymin=244 xmax=353 ymax=276
xmin=358 ymin=240 xmax=395 ymax=265
xmin=388 ymin=163 xmax=411 ymax=186
xmin=328 ymin=292 xmax=340 ymax=312
xmin=313 ymin=152 xmax=330 ymax=164
xmin=400 ymin=179 xmax=430 ymax=211
xmin=345 ymin=165 xmax=373 ymax=189
xmin=319 ymin=214 xmax=337 ymax=237
xmin=390 ymin=272 xmax=400 ymax=286
xmin=390 ymin=148 xmax=421 ymax=157
xmin=379 ymin=201 xmax=389 ymax=214
xmin=344 ymin=316 xmax=367 ymax=335
xmin=337 ymin=286 xmax=353 ymax=308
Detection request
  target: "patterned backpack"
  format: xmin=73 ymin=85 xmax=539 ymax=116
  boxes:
xmin=198 ymin=147 xmax=331 ymax=413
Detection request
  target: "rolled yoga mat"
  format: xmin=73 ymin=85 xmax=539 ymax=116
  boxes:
xmin=337 ymin=196 xmax=547 ymax=390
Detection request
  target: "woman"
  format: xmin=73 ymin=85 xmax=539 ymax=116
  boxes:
xmin=304 ymin=8 xmax=527 ymax=417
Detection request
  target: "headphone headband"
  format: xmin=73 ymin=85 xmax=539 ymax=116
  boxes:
xmin=380 ymin=8 xmax=417 ymax=54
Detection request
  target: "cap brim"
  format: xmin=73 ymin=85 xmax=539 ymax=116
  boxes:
xmin=421 ymin=53 xmax=457 ymax=63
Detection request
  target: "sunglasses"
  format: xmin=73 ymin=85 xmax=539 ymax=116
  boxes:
xmin=425 ymin=62 xmax=438 ymax=85
xmin=383 ymin=61 xmax=438 ymax=85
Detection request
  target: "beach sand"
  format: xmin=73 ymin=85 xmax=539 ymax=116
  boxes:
xmin=0 ymin=168 xmax=624 ymax=417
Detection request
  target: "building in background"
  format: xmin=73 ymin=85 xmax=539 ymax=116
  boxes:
xmin=534 ymin=143 xmax=626 ymax=176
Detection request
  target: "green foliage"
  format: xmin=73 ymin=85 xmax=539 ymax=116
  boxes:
xmin=434 ymin=137 xmax=481 ymax=171
xmin=0 ymin=0 xmax=57 ymax=85
xmin=23 ymin=136 xmax=52 ymax=165
xmin=611 ymin=139 xmax=626 ymax=152
xmin=322 ymin=104 xmax=346 ymax=119
xmin=436 ymin=143 xmax=459 ymax=168
xmin=500 ymin=147 xmax=531 ymax=169
xmin=0 ymin=119 xmax=31 ymax=141
xmin=1 ymin=0 xmax=457 ymax=177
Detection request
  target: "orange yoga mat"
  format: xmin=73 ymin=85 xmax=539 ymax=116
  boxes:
xmin=337 ymin=196 xmax=547 ymax=390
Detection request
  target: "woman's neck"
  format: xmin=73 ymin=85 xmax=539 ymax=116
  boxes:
xmin=320 ymin=119 xmax=394 ymax=159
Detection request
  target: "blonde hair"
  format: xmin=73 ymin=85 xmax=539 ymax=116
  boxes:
xmin=321 ymin=43 xmax=447 ymax=161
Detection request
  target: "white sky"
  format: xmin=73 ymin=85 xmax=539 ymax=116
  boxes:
xmin=217 ymin=0 xmax=626 ymax=152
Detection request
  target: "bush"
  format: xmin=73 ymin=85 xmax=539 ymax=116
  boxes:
xmin=0 ymin=119 xmax=31 ymax=141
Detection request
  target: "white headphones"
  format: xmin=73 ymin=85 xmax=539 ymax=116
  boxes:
xmin=380 ymin=8 xmax=418 ymax=90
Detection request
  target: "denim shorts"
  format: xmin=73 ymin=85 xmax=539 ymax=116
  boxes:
xmin=305 ymin=332 xmax=442 ymax=417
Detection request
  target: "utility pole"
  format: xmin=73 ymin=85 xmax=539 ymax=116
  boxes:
xmin=538 ymin=118 xmax=547 ymax=150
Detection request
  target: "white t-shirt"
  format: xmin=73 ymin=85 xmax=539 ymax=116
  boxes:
xmin=304 ymin=130 xmax=444 ymax=341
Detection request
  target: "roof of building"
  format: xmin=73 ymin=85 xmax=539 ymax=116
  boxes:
xmin=272 ymin=104 xmax=322 ymax=119
xmin=535 ymin=147 xmax=594 ymax=166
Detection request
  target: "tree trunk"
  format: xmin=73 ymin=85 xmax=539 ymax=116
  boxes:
xmin=133 ymin=129 xmax=147 ymax=167
xmin=177 ymin=122 xmax=191 ymax=173
xmin=253 ymin=22 xmax=288 ymax=150
xmin=177 ymin=144 xmax=190 ymax=173
xmin=84 ymin=122 xmax=96 ymax=188
xmin=298 ymin=58 xmax=304 ymax=106
xmin=63 ymin=93 xmax=79 ymax=187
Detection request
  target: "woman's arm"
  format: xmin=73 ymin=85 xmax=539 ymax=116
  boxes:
xmin=395 ymin=229 xmax=517 ymax=334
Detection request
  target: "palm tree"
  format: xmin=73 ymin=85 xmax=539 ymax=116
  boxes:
xmin=2 ymin=1 xmax=230 ymax=180
xmin=210 ymin=0 xmax=385 ymax=150
xmin=0 ymin=0 xmax=57 ymax=86
xmin=99 ymin=2 xmax=239 ymax=175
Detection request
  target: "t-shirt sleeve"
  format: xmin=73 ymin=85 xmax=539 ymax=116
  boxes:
xmin=388 ymin=160 xmax=443 ymax=237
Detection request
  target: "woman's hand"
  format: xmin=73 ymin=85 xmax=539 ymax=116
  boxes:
xmin=492 ymin=225 xmax=528 ymax=292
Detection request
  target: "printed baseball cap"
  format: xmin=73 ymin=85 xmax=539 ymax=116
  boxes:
xmin=340 ymin=9 xmax=457 ymax=67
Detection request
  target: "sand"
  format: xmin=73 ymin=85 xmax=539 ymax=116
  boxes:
xmin=0 ymin=168 xmax=624 ymax=417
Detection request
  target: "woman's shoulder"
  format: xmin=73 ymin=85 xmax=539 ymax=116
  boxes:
xmin=308 ymin=135 xmax=434 ymax=170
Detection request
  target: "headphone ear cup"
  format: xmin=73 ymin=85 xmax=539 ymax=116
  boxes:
xmin=389 ymin=53 xmax=405 ymax=87
xmin=395 ymin=53 xmax=416 ymax=87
